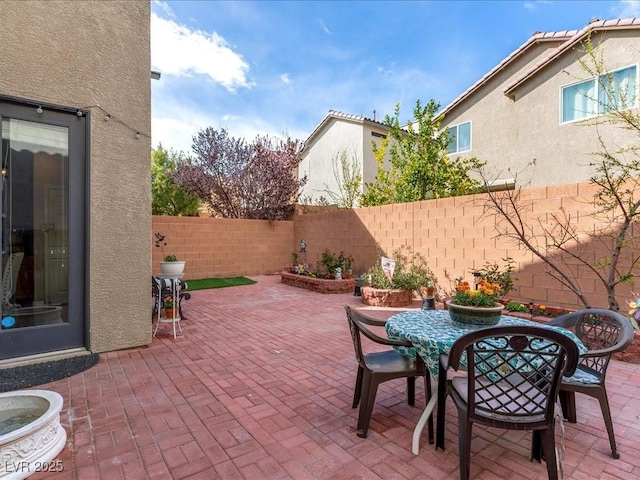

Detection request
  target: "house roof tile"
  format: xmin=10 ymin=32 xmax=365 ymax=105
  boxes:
xmin=301 ymin=110 xmax=388 ymax=154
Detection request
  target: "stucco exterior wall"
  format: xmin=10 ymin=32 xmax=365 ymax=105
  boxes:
xmin=508 ymin=32 xmax=640 ymax=187
xmin=441 ymin=31 xmax=640 ymax=189
xmin=1 ymin=1 xmax=152 ymax=353
xmin=299 ymin=119 xmax=364 ymax=203
xmin=299 ymin=117 xmax=389 ymax=206
xmin=362 ymin=123 xmax=387 ymax=188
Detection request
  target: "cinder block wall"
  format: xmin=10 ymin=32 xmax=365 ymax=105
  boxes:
xmin=152 ymin=181 xmax=638 ymax=311
xmin=293 ymin=182 xmax=636 ymax=311
xmin=152 ymin=216 xmax=293 ymax=278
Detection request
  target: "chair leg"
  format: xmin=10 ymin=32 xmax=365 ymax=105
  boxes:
xmin=457 ymin=408 xmax=472 ymax=480
xmin=559 ymin=390 xmax=577 ymax=423
xmin=436 ymin=366 xmax=448 ymax=450
xmin=594 ymin=387 xmax=620 ymax=459
xmin=352 ymin=366 xmax=363 ymax=408
xmin=531 ymin=430 xmax=543 ymax=462
xmin=356 ymin=374 xmax=378 ymax=438
xmin=407 ymin=376 xmax=416 ymax=406
xmin=539 ymin=427 xmax=559 ymax=480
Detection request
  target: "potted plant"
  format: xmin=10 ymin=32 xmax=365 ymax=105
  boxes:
xmin=446 ymin=278 xmax=504 ymax=326
xmin=155 ymin=232 xmax=185 ymax=275
xmin=162 ymin=293 xmax=178 ymax=319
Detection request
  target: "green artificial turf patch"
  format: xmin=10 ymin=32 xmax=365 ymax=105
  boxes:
xmin=185 ymin=276 xmax=256 ymax=291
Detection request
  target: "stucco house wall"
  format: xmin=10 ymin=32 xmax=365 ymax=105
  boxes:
xmin=1 ymin=1 xmax=152 ymax=353
xmin=440 ymin=19 xmax=640 ymax=189
xmin=299 ymin=111 xmax=389 ymax=205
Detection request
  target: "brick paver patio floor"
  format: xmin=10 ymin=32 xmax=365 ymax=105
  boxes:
xmin=28 ymin=275 xmax=640 ymax=479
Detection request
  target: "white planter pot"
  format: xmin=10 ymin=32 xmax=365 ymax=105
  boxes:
xmin=159 ymin=261 xmax=185 ymax=275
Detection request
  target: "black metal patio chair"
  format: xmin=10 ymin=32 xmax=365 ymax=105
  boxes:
xmin=343 ymin=304 xmax=432 ymax=439
xmin=547 ymin=308 xmax=634 ymax=459
xmin=440 ymin=325 xmax=579 ymax=480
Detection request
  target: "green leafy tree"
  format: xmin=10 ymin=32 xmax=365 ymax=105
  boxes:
xmin=319 ymin=149 xmax=362 ymax=208
xmin=361 ymin=99 xmax=483 ymax=206
xmin=151 ymin=145 xmax=201 ymax=216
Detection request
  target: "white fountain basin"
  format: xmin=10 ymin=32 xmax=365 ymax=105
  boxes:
xmin=0 ymin=390 xmax=66 ymax=479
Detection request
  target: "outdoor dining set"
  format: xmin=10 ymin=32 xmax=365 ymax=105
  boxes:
xmin=343 ymin=304 xmax=634 ymax=480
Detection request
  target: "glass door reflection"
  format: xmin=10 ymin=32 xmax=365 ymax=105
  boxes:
xmin=1 ymin=118 xmax=69 ymax=328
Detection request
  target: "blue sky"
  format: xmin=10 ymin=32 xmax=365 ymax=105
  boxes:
xmin=151 ymin=0 xmax=640 ymax=154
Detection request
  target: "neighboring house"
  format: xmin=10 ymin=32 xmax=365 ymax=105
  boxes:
xmin=298 ymin=110 xmax=390 ymax=205
xmin=0 ymin=1 xmax=151 ymax=360
xmin=302 ymin=18 xmax=640 ymax=197
xmin=439 ymin=17 xmax=640 ymax=188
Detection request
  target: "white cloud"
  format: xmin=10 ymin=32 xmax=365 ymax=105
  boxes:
xmin=152 ymin=116 xmax=200 ymax=154
xmin=317 ymin=19 xmax=332 ymax=35
xmin=153 ymin=0 xmax=175 ymax=19
xmin=280 ymin=73 xmax=291 ymax=84
xmin=151 ymin=94 xmax=306 ymax=155
xmin=612 ymin=0 xmax=640 ymax=18
xmin=150 ymin=13 xmax=253 ymax=92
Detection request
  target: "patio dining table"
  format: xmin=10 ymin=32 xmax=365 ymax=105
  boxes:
xmin=385 ymin=309 xmax=587 ymax=455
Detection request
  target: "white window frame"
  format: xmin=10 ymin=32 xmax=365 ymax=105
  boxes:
xmin=445 ymin=121 xmax=472 ymax=154
xmin=560 ymin=64 xmax=638 ymax=124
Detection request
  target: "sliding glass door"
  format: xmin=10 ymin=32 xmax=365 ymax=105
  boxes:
xmin=0 ymin=100 xmax=86 ymax=359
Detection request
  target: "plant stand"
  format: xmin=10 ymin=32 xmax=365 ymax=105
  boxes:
xmin=153 ymin=273 xmax=184 ymax=338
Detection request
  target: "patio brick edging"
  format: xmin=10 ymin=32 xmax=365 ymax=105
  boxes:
xmin=280 ymin=271 xmax=355 ymax=294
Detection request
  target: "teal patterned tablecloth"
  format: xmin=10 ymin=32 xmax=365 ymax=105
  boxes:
xmin=385 ymin=310 xmax=587 ymax=376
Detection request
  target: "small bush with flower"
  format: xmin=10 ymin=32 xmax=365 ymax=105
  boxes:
xmin=626 ymin=294 xmax=640 ymax=330
xmin=162 ymin=294 xmax=175 ymax=309
xmin=289 ymin=249 xmax=354 ymax=279
xmin=365 ymin=246 xmax=437 ymax=294
xmin=453 ymin=278 xmax=503 ymax=307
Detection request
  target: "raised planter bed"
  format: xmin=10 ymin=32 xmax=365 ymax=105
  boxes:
xmin=361 ymin=286 xmax=413 ymax=307
xmin=613 ymin=330 xmax=640 ymax=364
xmin=280 ymin=271 xmax=355 ymax=294
xmin=506 ymin=309 xmax=640 ymax=364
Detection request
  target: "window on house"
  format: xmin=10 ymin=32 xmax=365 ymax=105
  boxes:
xmin=446 ymin=121 xmax=471 ymax=154
xmin=561 ymin=65 xmax=637 ymax=123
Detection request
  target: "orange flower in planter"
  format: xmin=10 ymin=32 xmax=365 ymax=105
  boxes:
xmin=453 ymin=278 xmax=502 ymax=307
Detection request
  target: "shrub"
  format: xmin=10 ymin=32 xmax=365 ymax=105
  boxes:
xmin=475 ymin=258 xmax=516 ymax=298
xmin=319 ymin=249 xmax=354 ymax=277
xmin=505 ymin=301 xmax=528 ymax=313
xmin=365 ymin=246 xmax=435 ymax=293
